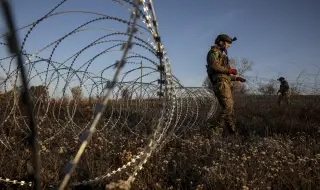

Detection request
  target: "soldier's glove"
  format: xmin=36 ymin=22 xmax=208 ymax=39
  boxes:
xmin=229 ymin=69 xmax=238 ymax=75
xmin=236 ymin=76 xmax=246 ymax=82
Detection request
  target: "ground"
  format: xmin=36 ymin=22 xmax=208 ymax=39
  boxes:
xmin=0 ymin=94 xmax=320 ymax=189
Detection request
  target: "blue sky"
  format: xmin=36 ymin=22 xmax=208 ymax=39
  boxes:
xmin=1 ymin=0 xmax=320 ymax=94
xmin=151 ymin=0 xmax=320 ymax=87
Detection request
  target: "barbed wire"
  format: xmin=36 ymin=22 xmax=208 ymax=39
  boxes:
xmin=0 ymin=0 xmax=187 ymax=188
xmin=0 ymin=177 xmax=32 ymax=187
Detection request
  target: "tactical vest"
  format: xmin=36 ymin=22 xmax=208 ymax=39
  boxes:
xmin=206 ymin=46 xmax=231 ymax=83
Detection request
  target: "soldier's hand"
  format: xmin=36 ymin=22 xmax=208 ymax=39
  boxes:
xmin=229 ymin=69 xmax=238 ymax=75
xmin=236 ymin=76 xmax=246 ymax=82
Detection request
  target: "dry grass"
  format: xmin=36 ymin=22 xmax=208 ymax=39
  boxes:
xmin=0 ymin=94 xmax=320 ymax=189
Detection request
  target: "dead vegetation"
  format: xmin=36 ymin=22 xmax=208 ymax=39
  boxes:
xmin=0 ymin=90 xmax=320 ymax=189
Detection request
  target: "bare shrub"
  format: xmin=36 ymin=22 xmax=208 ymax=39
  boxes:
xmin=71 ymin=86 xmax=83 ymax=100
xmin=257 ymin=80 xmax=277 ymax=95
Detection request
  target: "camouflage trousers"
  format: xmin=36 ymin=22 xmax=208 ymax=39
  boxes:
xmin=278 ymin=92 xmax=290 ymax=105
xmin=212 ymin=79 xmax=236 ymax=134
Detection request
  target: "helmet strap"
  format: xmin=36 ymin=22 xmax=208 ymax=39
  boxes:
xmin=219 ymin=41 xmax=226 ymax=50
xmin=219 ymin=40 xmax=225 ymax=48
xmin=218 ymin=41 xmax=228 ymax=55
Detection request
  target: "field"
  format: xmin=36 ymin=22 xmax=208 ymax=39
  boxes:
xmin=0 ymin=94 xmax=320 ymax=189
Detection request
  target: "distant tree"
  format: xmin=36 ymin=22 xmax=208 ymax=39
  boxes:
xmin=121 ymin=87 xmax=132 ymax=100
xmin=257 ymin=80 xmax=277 ymax=95
xmin=71 ymin=86 xmax=83 ymax=100
xmin=229 ymin=57 xmax=253 ymax=76
xmin=290 ymin=84 xmax=302 ymax=96
xmin=203 ymin=57 xmax=254 ymax=94
xmin=229 ymin=57 xmax=253 ymax=93
xmin=233 ymin=83 xmax=249 ymax=94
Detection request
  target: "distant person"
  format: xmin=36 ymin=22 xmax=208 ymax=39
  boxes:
xmin=277 ymin=77 xmax=290 ymax=105
xmin=206 ymin=34 xmax=246 ymax=135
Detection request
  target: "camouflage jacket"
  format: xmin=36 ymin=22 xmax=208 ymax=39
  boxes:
xmin=279 ymin=80 xmax=290 ymax=93
xmin=206 ymin=45 xmax=236 ymax=84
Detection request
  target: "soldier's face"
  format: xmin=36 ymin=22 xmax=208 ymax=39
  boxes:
xmin=225 ymin=42 xmax=231 ymax=49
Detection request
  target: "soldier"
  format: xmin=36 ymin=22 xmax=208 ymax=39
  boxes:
xmin=277 ymin=77 xmax=290 ymax=105
xmin=206 ymin=34 xmax=246 ymax=135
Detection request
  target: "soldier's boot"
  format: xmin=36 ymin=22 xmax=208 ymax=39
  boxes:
xmin=226 ymin=111 xmax=237 ymax=135
xmin=226 ymin=124 xmax=237 ymax=135
xmin=225 ymin=119 xmax=237 ymax=135
xmin=214 ymin=119 xmax=225 ymax=136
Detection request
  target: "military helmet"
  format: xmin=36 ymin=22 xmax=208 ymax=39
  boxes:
xmin=278 ymin=77 xmax=285 ymax=81
xmin=215 ymin=34 xmax=234 ymax=45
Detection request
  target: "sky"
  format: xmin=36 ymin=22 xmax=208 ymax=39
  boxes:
xmin=1 ymin=0 xmax=320 ymax=95
xmin=151 ymin=0 xmax=320 ymax=88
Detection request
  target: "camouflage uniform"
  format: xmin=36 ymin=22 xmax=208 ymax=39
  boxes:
xmin=206 ymin=45 xmax=237 ymax=134
xmin=277 ymin=77 xmax=290 ymax=105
